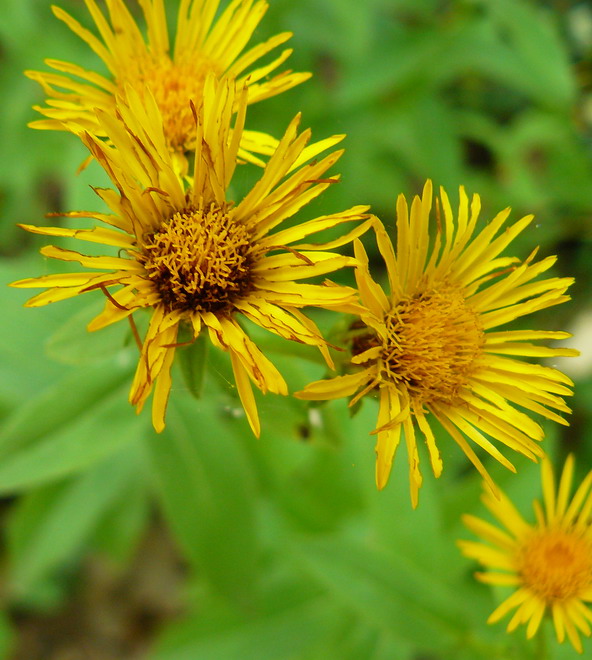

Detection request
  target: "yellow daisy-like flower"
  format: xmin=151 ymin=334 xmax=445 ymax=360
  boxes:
xmin=459 ymin=455 xmax=592 ymax=654
xmin=27 ymin=0 xmax=310 ymax=165
xmin=12 ymin=78 xmax=371 ymax=435
xmin=296 ymin=180 xmax=578 ymax=507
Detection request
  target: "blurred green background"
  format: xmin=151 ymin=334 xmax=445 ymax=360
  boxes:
xmin=1 ymin=0 xmax=591 ymax=657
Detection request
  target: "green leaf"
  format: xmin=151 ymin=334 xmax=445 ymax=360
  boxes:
xmin=292 ymin=535 xmax=468 ymax=652
xmin=177 ymin=330 xmax=209 ymax=399
xmin=6 ymin=443 xmax=141 ymax=597
xmin=91 ymin=472 xmax=150 ymax=564
xmin=152 ymin=595 xmax=342 ymax=660
xmin=377 ymin=95 xmax=463 ymax=190
xmin=482 ymin=0 xmax=575 ymax=110
xmin=45 ymin=298 xmax=130 ymax=366
xmin=0 ymin=611 xmax=14 ymax=660
xmin=452 ymin=4 xmax=574 ymax=112
xmin=0 ymin=358 xmax=134 ymax=460
xmin=0 ymin=258 xmax=80 ymax=406
xmin=0 ymin=369 xmax=145 ymax=493
xmin=145 ymin=389 xmax=259 ymax=606
xmin=256 ymin=398 xmax=366 ymax=533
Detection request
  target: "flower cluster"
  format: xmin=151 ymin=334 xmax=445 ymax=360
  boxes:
xmin=14 ymin=0 xmax=586 ymax=653
xmin=16 ymin=1 xmax=371 ymax=435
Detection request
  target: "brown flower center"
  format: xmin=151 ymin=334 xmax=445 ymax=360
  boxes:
xmin=518 ymin=528 xmax=592 ymax=603
xmin=140 ymin=204 xmax=252 ymax=314
xmin=379 ymin=286 xmax=484 ymax=405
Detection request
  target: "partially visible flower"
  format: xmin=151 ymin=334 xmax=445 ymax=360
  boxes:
xmin=26 ymin=0 xmax=310 ymax=168
xmin=296 ymin=181 xmax=578 ymax=507
xmin=459 ymin=455 xmax=592 ymax=654
xmin=12 ymin=77 xmax=371 ymax=435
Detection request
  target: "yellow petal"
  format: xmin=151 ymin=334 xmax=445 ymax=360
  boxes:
xmin=375 ymin=387 xmax=403 ymax=490
xmin=229 ymin=350 xmax=260 ymax=438
xmin=295 ymin=370 xmax=372 ymax=401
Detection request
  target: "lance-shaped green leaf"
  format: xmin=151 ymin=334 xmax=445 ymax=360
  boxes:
xmin=0 ymin=358 xmax=134 ymax=460
xmin=45 ymin=298 xmax=130 ymax=366
xmin=291 ymin=535 xmax=468 ymax=652
xmin=0 ymin=373 xmax=145 ymax=493
xmin=152 ymin=592 xmax=343 ymax=660
xmin=6 ymin=443 xmax=141 ymax=597
xmin=177 ymin=327 xmax=209 ymax=400
xmin=145 ymin=390 xmax=259 ymax=606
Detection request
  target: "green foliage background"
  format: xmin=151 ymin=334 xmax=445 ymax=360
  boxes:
xmin=1 ymin=0 xmax=591 ymax=657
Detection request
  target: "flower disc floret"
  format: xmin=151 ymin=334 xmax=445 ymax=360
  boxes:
xmin=379 ymin=286 xmax=484 ymax=406
xmin=140 ymin=204 xmax=252 ymax=314
xmin=518 ymin=529 xmax=592 ymax=603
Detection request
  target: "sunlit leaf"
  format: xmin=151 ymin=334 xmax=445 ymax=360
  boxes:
xmin=0 ymin=358 xmax=135 ymax=460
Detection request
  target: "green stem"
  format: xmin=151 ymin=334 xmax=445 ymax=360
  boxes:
xmin=535 ymin=619 xmax=548 ymax=660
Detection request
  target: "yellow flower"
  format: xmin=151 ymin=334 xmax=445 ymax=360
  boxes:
xmin=26 ymin=0 xmax=310 ymax=166
xmin=12 ymin=78 xmax=371 ymax=435
xmin=296 ymin=180 xmax=578 ymax=507
xmin=459 ymin=455 xmax=592 ymax=654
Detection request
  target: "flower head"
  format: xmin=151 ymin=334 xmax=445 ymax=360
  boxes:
xmin=26 ymin=0 xmax=310 ymax=166
xmin=296 ymin=181 xmax=578 ymax=507
xmin=12 ymin=78 xmax=370 ymax=435
xmin=459 ymin=455 xmax=592 ymax=654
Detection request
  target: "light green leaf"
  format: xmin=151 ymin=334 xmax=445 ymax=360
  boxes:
xmin=45 ymin=299 xmax=131 ymax=366
xmin=0 ymin=358 xmax=134 ymax=460
xmin=483 ymin=0 xmax=575 ymax=109
xmin=0 ymin=371 xmax=145 ymax=493
xmin=6 ymin=443 xmax=141 ymax=596
xmin=177 ymin=330 xmax=209 ymax=400
xmin=145 ymin=389 xmax=259 ymax=606
xmin=0 ymin=259 xmax=80 ymax=406
xmin=453 ymin=4 xmax=574 ymax=111
xmin=151 ymin=596 xmax=342 ymax=660
xmin=292 ymin=535 xmax=468 ymax=652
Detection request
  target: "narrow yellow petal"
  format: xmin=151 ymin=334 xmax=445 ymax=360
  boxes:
xmin=152 ymin=340 xmax=177 ymax=433
xmin=353 ymin=239 xmax=389 ymax=317
xmin=488 ymin=589 xmax=529 ymax=624
xmin=295 ymin=371 xmax=372 ymax=401
xmin=375 ymin=387 xmax=403 ymax=490
xmin=229 ymin=350 xmax=260 ymax=438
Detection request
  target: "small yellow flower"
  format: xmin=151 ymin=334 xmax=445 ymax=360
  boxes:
xmin=296 ymin=180 xmax=578 ymax=507
xmin=26 ymin=0 xmax=310 ymax=166
xmin=459 ymin=455 xmax=592 ymax=654
xmin=12 ymin=78 xmax=371 ymax=435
